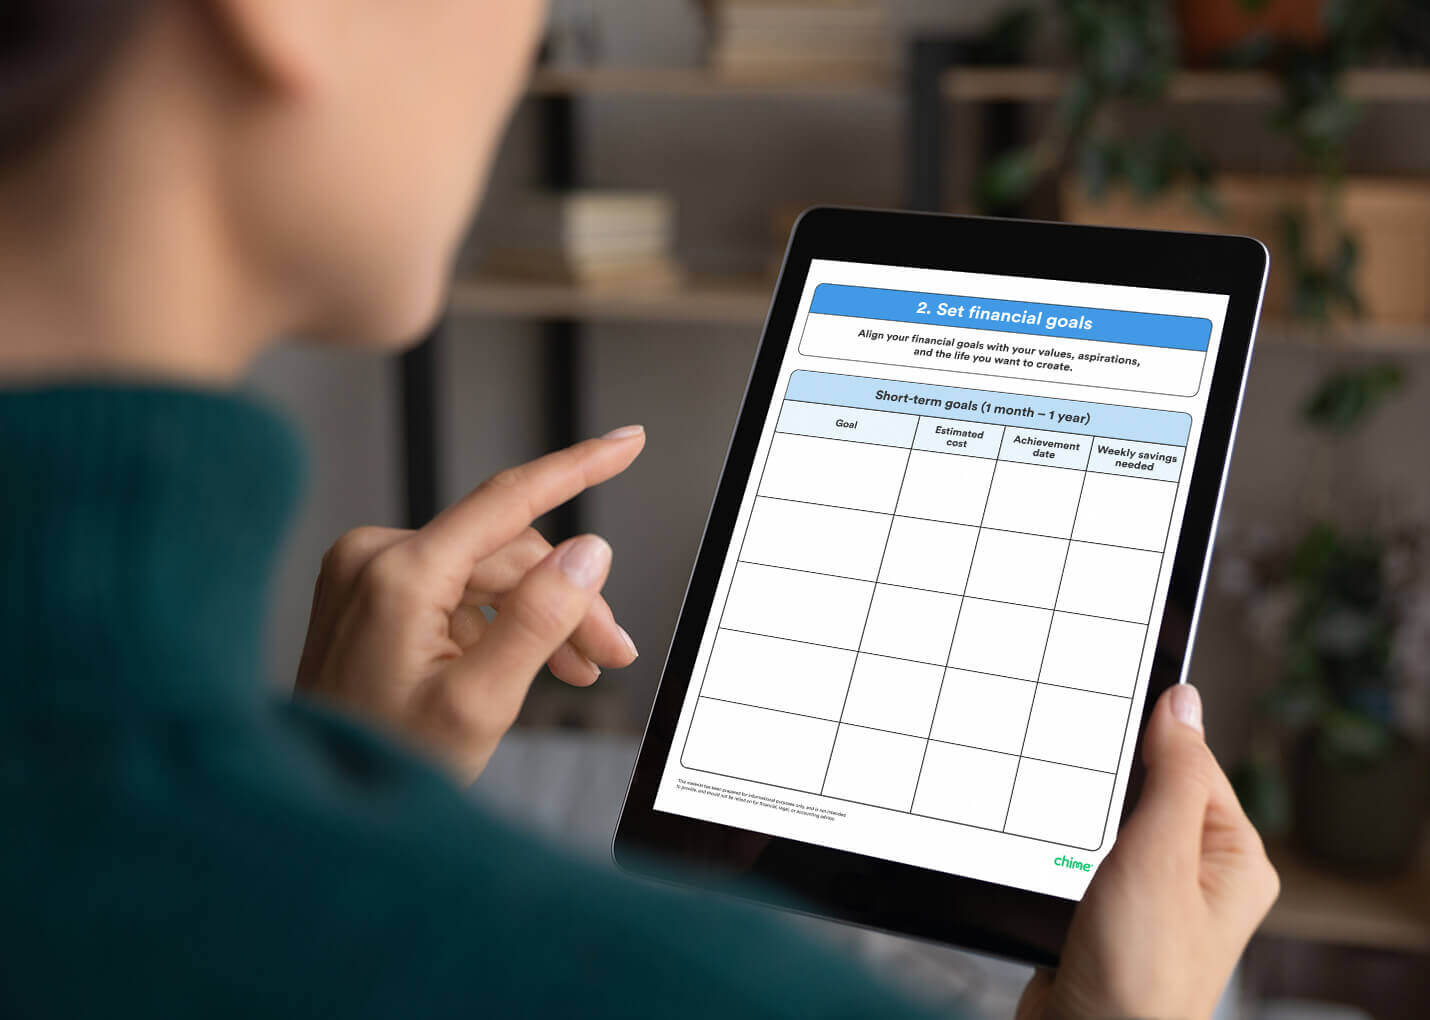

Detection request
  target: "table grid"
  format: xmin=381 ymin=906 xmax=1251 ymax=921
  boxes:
xmin=681 ymin=381 xmax=1186 ymax=851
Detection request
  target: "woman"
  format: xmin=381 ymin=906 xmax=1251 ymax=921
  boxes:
xmin=0 ymin=2 xmax=1278 ymax=1017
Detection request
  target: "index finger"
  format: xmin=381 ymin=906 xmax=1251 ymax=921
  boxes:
xmin=411 ymin=426 xmax=644 ymax=579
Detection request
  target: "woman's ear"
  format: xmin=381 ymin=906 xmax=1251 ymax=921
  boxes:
xmin=199 ymin=0 xmax=334 ymax=96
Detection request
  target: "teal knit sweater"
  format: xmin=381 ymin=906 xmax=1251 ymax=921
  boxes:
xmin=0 ymin=386 xmax=942 ymax=1019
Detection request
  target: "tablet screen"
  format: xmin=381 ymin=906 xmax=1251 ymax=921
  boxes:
xmin=653 ymin=257 xmax=1229 ymax=901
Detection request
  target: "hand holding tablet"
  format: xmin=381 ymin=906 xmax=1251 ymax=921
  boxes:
xmin=1017 ymin=683 xmax=1278 ymax=1019
xmin=617 ymin=208 xmax=1270 ymax=967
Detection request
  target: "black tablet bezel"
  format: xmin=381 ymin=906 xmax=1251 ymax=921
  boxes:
xmin=614 ymin=207 xmax=1267 ymax=967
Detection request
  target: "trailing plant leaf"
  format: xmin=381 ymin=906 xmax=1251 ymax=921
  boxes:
xmin=1302 ymin=362 xmax=1405 ymax=432
xmin=1267 ymin=522 xmax=1402 ymax=761
xmin=1281 ymin=209 xmax=1363 ymax=322
xmin=1075 ymin=135 xmax=1118 ymax=200
xmin=1127 ymin=128 xmax=1215 ymax=201
xmin=1069 ymin=94 xmax=1216 ymax=208
xmin=975 ymin=0 xmax=1215 ymax=214
xmin=1272 ymin=49 xmax=1362 ymax=169
xmin=1056 ymin=74 xmax=1100 ymax=141
xmin=1258 ymin=667 xmax=1329 ymax=732
xmin=976 ymin=146 xmax=1045 ymax=213
xmin=1315 ymin=707 xmax=1397 ymax=763
xmin=1231 ymin=749 xmax=1293 ymax=836
xmin=1062 ymin=0 xmax=1177 ymax=100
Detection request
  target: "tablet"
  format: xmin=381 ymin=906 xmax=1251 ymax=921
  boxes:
xmin=615 ymin=208 xmax=1267 ymax=965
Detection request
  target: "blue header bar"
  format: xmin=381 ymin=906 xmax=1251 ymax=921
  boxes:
xmin=786 ymin=370 xmax=1191 ymax=446
xmin=809 ymin=284 xmax=1211 ymax=352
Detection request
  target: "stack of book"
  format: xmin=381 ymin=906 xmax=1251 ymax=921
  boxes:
xmin=704 ymin=0 xmax=892 ymax=78
xmin=482 ymin=190 xmax=680 ymax=289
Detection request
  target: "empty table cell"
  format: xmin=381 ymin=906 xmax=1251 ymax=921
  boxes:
xmin=1087 ymin=438 xmax=1185 ymax=483
xmin=702 ymin=629 xmax=856 ymax=720
xmin=895 ymin=450 xmax=996 ymax=525
xmin=1003 ymin=758 xmax=1116 ymax=850
xmin=1040 ymin=614 xmax=1146 ymax=697
xmin=946 ymin=599 xmax=1052 ymax=681
xmin=776 ymin=400 xmax=917 ymax=448
xmin=742 ymin=497 xmax=890 ymax=581
xmin=840 ymin=654 xmax=943 ymax=737
xmin=912 ymin=742 xmax=1020 ymax=830
xmin=965 ymin=529 xmax=1068 ymax=609
xmin=859 ymin=585 xmax=961 ymax=665
xmin=821 ymin=725 xmax=927 ymax=810
xmin=682 ymin=698 xmax=837 ymax=794
xmin=1020 ymin=685 xmax=1130 ymax=774
xmin=759 ymin=433 xmax=909 ymax=514
xmin=912 ymin=418 xmax=1005 ymax=459
xmin=877 ymin=517 xmax=978 ymax=594
xmin=981 ymin=460 xmax=1085 ymax=539
xmin=1073 ymin=472 xmax=1176 ymax=552
xmin=1056 ymin=543 xmax=1162 ymax=623
xmin=1000 ymin=428 xmax=1092 ymax=471
xmin=723 ymin=562 xmax=873 ymax=650
xmin=929 ymin=669 xmax=1037 ymax=755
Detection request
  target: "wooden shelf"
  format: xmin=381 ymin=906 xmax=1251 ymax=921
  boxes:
xmin=1260 ymin=322 xmax=1430 ymax=351
xmin=451 ymin=276 xmax=1430 ymax=351
xmin=528 ymin=66 xmax=894 ymax=99
xmin=525 ymin=65 xmax=1430 ymax=104
xmin=1261 ymin=839 xmax=1430 ymax=953
xmin=450 ymin=274 xmax=771 ymax=326
xmin=944 ymin=67 xmax=1430 ymax=103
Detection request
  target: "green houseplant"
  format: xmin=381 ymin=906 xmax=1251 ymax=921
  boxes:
xmin=1222 ymin=365 xmax=1430 ymax=876
xmin=1216 ymin=0 xmax=1393 ymax=322
xmin=979 ymin=0 xmax=1416 ymax=322
xmin=977 ymin=0 xmax=1214 ymax=215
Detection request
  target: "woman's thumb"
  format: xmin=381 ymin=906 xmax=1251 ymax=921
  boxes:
xmin=1163 ymin=682 xmax=1204 ymax=736
xmin=1119 ymin=684 xmax=1219 ymax=872
xmin=1143 ymin=683 xmax=1209 ymax=770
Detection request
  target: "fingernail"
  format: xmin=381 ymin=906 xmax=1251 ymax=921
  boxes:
xmin=618 ymin=625 xmax=639 ymax=659
xmin=1170 ymin=683 xmax=1203 ymax=734
xmin=557 ymin=535 xmax=611 ymax=589
xmin=602 ymin=424 xmax=644 ymax=440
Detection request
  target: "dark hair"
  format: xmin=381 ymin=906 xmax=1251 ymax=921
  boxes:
xmin=0 ymin=0 xmax=147 ymax=161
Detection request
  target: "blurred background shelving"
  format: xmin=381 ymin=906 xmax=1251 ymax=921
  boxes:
xmin=942 ymin=66 xmax=1430 ymax=102
xmin=527 ymin=65 xmax=897 ymax=95
xmin=1263 ymin=838 xmax=1430 ymax=954
xmin=524 ymin=64 xmax=1430 ymax=102
xmin=452 ymin=273 xmax=1430 ymax=352
xmin=451 ymin=274 xmax=771 ymax=326
xmin=455 ymin=61 xmax=1430 ymax=352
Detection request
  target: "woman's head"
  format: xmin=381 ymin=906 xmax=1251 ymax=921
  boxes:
xmin=0 ymin=0 xmax=546 ymax=361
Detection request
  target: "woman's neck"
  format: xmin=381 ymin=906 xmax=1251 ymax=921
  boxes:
xmin=0 ymin=30 xmax=281 ymax=387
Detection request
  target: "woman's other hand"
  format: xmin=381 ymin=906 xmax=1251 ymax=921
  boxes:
xmin=296 ymin=427 xmax=646 ymax=783
xmin=1018 ymin=684 xmax=1280 ymax=1020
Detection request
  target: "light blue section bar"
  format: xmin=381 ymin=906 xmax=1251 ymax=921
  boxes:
xmin=776 ymin=399 xmax=916 ymax=448
xmin=1088 ymin=438 xmax=1185 ymax=482
xmin=786 ymin=370 xmax=1191 ymax=446
xmin=809 ymin=283 xmax=1211 ymax=352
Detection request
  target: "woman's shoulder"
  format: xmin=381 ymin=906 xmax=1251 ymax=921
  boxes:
xmin=257 ymin=697 xmax=941 ymax=1020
